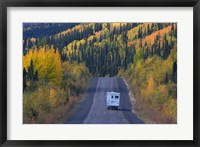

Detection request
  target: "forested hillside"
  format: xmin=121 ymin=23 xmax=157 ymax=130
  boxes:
xmin=23 ymin=23 xmax=177 ymax=124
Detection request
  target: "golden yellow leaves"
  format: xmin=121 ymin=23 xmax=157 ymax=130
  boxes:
xmin=127 ymin=47 xmax=177 ymax=123
xmin=23 ymin=49 xmax=33 ymax=71
xmin=144 ymin=76 xmax=155 ymax=98
xmin=143 ymin=25 xmax=172 ymax=46
xmin=23 ymin=46 xmax=63 ymax=85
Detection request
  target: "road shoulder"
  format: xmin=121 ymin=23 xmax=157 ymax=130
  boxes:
xmin=65 ymin=77 xmax=99 ymax=124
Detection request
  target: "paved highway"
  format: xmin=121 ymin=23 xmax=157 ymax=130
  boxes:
xmin=67 ymin=77 xmax=143 ymax=124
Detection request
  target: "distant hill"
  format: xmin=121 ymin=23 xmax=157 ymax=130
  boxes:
xmin=23 ymin=23 xmax=176 ymax=77
xmin=23 ymin=23 xmax=79 ymax=40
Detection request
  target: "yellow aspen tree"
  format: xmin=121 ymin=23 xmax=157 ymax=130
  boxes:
xmin=144 ymin=75 xmax=155 ymax=98
xmin=23 ymin=46 xmax=63 ymax=85
xmin=23 ymin=49 xmax=33 ymax=71
xmin=50 ymin=88 xmax=57 ymax=109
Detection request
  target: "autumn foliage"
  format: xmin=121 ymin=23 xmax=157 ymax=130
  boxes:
xmin=118 ymin=25 xmax=177 ymax=124
xmin=23 ymin=46 xmax=90 ymax=124
xmin=23 ymin=46 xmax=63 ymax=85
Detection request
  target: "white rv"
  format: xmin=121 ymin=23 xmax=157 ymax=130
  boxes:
xmin=106 ymin=92 xmax=120 ymax=110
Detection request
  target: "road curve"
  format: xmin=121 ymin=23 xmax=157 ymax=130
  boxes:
xmin=66 ymin=77 xmax=143 ymax=124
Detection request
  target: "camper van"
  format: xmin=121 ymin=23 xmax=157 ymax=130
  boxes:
xmin=106 ymin=92 xmax=120 ymax=110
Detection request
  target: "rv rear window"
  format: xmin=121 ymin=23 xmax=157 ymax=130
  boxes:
xmin=115 ymin=96 xmax=119 ymax=98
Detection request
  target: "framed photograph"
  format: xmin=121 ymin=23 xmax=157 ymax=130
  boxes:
xmin=0 ymin=0 xmax=199 ymax=146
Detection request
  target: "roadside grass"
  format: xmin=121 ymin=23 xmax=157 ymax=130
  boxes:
xmin=121 ymin=76 xmax=177 ymax=124
xmin=118 ymin=50 xmax=177 ymax=124
xmin=23 ymin=80 xmax=90 ymax=124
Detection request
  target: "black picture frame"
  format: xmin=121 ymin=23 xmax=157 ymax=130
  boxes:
xmin=0 ymin=0 xmax=199 ymax=146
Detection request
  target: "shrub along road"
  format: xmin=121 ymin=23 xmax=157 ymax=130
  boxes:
xmin=66 ymin=77 xmax=143 ymax=124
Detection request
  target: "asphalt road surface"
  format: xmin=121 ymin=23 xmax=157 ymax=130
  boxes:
xmin=67 ymin=77 xmax=143 ymax=124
